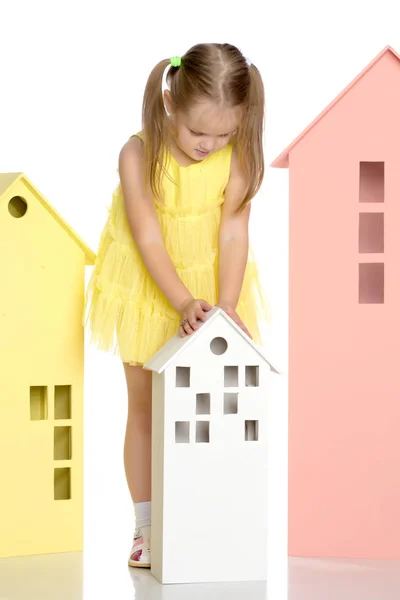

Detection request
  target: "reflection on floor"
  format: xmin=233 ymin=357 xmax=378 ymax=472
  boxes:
xmin=1 ymin=552 xmax=399 ymax=600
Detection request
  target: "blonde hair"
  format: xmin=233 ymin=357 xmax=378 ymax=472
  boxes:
xmin=142 ymin=43 xmax=265 ymax=212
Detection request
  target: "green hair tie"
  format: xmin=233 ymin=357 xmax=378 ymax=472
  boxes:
xmin=170 ymin=56 xmax=181 ymax=68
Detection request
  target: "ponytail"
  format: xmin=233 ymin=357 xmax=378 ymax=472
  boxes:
xmin=140 ymin=46 xmax=265 ymax=211
xmin=236 ymin=63 xmax=265 ymax=212
xmin=142 ymin=58 xmax=171 ymax=201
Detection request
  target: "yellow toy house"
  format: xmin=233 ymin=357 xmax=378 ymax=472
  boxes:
xmin=0 ymin=173 xmax=95 ymax=558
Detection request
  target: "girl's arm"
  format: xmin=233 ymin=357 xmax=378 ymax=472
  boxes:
xmin=119 ymin=136 xmax=193 ymax=313
xmin=217 ymin=150 xmax=252 ymax=336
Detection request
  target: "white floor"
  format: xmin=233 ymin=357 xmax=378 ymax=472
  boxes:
xmin=1 ymin=553 xmax=400 ymax=599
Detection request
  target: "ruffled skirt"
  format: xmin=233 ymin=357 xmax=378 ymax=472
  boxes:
xmin=85 ymin=188 xmax=271 ymax=366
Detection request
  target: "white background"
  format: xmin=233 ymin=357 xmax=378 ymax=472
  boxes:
xmin=1 ymin=0 xmax=399 ymax=597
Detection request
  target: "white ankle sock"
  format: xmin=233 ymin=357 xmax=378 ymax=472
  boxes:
xmin=134 ymin=501 xmax=151 ymax=529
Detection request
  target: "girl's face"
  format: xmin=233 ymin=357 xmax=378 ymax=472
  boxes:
xmin=167 ymin=97 xmax=242 ymax=162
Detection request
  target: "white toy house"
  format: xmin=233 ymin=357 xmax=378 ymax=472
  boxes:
xmin=144 ymin=306 xmax=279 ymax=584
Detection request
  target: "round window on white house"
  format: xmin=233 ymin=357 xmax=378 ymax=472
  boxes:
xmin=210 ymin=337 xmax=228 ymax=355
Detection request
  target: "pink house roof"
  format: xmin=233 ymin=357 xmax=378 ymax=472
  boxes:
xmin=270 ymin=45 xmax=400 ymax=168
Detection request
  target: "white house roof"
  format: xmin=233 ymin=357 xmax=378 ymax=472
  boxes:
xmin=144 ymin=306 xmax=280 ymax=374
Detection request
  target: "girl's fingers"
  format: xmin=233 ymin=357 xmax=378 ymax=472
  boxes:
xmin=180 ymin=314 xmax=251 ymax=339
xmin=180 ymin=317 xmax=191 ymax=337
xmin=183 ymin=317 xmax=195 ymax=335
xmin=196 ymin=309 xmax=207 ymax=323
xmin=200 ymin=299 xmax=213 ymax=311
xmin=189 ymin=318 xmax=198 ymax=331
xmin=185 ymin=310 xmax=197 ymax=331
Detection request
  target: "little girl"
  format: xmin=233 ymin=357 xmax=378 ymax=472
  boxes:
xmin=86 ymin=42 xmax=270 ymax=568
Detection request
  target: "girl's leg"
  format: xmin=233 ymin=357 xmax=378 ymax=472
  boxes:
xmin=123 ymin=363 xmax=152 ymax=567
xmin=123 ymin=363 xmax=152 ymax=503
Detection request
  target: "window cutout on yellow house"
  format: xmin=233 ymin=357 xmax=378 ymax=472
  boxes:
xmin=8 ymin=195 xmax=28 ymax=218
xmin=55 ymin=385 xmax=71 ymax=419
xmin=30 ymin=386 xmax=48 ymax=420
xmin=54 ymin=468 xmax=71 ymax=500
xmin=54 ymin=426 xmax=72 ymax=460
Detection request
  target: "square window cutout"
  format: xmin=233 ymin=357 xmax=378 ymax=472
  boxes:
xmin=196 ymin=393 xmax=210 ymax=414
xmin=54 ymin=426 xmax=72 ymax=460
xmin=224 ymin=366 xmax=238 ymax=387
xmin=176 ymin=367 xmax=190 ymax=388
xmin=55 ymin=385 xmax=71 ymax=419
xmin=224 ymin=393 xmax=238 ymax=414
xmin=359 ymin=263 xmax=384 ymax=304
xmin=245 ymin=420 xmax=259 ymax=441
xmin=196 ymin=421 xmax=210 ymax=443
xmin=359 ymin=213 xmax=384 ymax=254
xmin=54 ymin=468 xmax=71 ymax=500
xmin=175 ymin=421 xmax=190 ymax=443
xmin=30 ymin=386 xmax=47 ymax=420
xmin=245 ymin=366 xmax=259 ymax=387
xmin=359 ymin=162 xmax=384 ymax=203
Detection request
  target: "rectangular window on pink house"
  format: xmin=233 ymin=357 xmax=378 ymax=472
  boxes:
xmin=359 ymin=213 xmax=384 ymax=253
xmin=358 ymin=162 xmax=384 ymax=304
xmin=359 ymin=162 xmax=384 ymax=203
xmin=359 ymin=263 xmax=384 ymax=304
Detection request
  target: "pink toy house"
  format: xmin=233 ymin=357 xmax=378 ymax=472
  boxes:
xmin=271 ymin=45 xmax=400 ymax=560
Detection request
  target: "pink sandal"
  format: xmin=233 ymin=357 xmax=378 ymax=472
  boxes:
xmin=128 ymin=525 xmax=151 ymax=568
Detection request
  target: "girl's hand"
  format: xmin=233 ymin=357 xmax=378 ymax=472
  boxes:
xmin=216 ymin=304 xmax=252 ymax=339
xmin=179 ymin=298 xmax=213 ymax=337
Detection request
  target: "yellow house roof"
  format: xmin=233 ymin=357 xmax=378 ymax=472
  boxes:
xmin=0 ymin=172 xmax=96 ymax=265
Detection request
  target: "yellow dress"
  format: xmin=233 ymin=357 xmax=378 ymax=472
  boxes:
xmin=85 ymin=134 xmax=271 ymax=366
